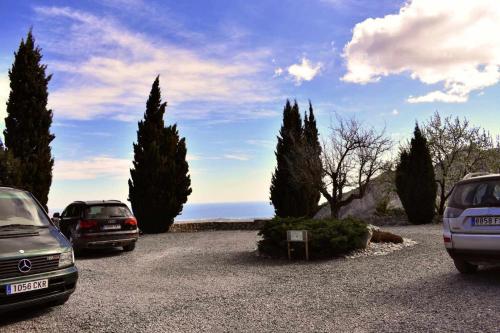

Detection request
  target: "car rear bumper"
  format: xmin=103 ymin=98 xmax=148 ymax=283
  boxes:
xmin=448 ymin=232 xmax=500 ymax=263
xmin=447 ymin=249 xmax=500 ymax=263
xmin=0 ymin=265 xmax=78 ymax=313
xmin=451 ymin=233 xmax=500 ymax=251
xmin=74 ymin=231 xmax=138 ymax=249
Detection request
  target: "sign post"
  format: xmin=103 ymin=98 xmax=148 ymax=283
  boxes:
xmin=286 ymin=230 xmax=310 ymax=261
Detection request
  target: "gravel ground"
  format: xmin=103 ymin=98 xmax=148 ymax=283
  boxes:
xmin=1 ymin=224 xmax=500 ymax=332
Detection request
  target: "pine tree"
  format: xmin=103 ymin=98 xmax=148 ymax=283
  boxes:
xmin=3 ymin=30 xmax=54 ymax=208
xmin=395 ymin=124 xmax=437 ymax=224
xmin=270 ymin=100 xmax=306 ymax=217
xmin=302 ymin=101 xmax=322 ymax=217
xmin=129 ymin=76 xmax=192 ymax=233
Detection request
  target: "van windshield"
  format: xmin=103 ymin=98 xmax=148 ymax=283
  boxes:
xmin=84 ymin=205 xmax=132 ymax=219
xmin=449 ymin=179 xmax=500 ymax=208
xmin=0 ymin=190 xmax=50 ymax=227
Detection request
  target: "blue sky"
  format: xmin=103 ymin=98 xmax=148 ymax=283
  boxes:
xmin=1 ymin=0 xmax=500 ymax=211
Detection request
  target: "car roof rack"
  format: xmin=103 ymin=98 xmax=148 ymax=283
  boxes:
xmin=462 ymin=172 xmax=491 ymax=180
xmin=70 ymin=199 xmax=123 ymax=205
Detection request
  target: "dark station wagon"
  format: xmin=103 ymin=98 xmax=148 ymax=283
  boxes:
xmin=0 ymin=187 xmax=78 ymax=313
xmin=54 ymin=200 xmax=139 ymax=253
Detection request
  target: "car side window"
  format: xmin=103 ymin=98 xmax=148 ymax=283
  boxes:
xmin=62 ymin=205 xmax=81 ymax=218
xmin=74 ymin=205 xmax=83 ymax=218
xmin=61 ymin=205 xmax=72 ymax=218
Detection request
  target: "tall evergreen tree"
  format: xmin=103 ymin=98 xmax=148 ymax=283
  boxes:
xmin=4 ymin=30 xmax=54 ymax=208
xmin=270 ymin=100 xmax=306 ymax=217
xmin=395 ymin=124 xmax=437 ymax=224
xmin=302 ymin=101 xmax=322 ymax=217
xmin=0 ymin=142 xmax=21 ymax=187
xmin=129 ymin=76 xmax=192 ymax=233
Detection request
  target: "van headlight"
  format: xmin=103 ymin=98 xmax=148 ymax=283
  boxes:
xmin=59 ymin=249 xmax=75 ymax=268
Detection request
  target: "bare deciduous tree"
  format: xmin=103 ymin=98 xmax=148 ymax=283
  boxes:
xmin=423 ymin=111 xmax=497 ymax=215
xmin=288 ymin=115 xmax=392 ymax=218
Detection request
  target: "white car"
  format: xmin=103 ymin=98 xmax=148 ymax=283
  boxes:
xmin=443 ymin=173 xmax=500 ymax=273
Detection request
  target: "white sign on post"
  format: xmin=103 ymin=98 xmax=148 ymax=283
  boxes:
xmin=288 ymin=230 xmax=304 ymax=242
xmin=286 ymin=230 xmax=310 ymax=260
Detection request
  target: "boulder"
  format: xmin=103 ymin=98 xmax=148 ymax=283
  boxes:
xmin=370 ymin=229 xmax=403 ymax=244
xmin=314 ymin=171 xmax=403 ymax=220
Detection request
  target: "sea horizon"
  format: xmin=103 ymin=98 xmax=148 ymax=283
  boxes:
xmin=175 ymin=201 xmax=274 ymax=222
xmin=48 ymin=201 xmax=275 ymax=222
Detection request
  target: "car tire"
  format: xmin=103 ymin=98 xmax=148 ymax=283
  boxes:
xmin=453 ymin=258 xmax=478 ymax=274
xmin=123 ymin=243 xmax=136 ymax=252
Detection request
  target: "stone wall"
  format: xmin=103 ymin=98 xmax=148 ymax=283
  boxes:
xmin=169 ymin=220 xmax=269 ymax=233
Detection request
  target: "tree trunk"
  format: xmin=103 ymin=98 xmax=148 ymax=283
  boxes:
xmin=438 ymin=184 xmax=446 ymax=216
xmin=329 ymin=200 xmax=340 ymax=219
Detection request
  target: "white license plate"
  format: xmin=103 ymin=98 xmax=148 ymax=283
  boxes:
xmin=102 ymin=224 xmax=121 ymax=230
xmin=7 ymin=279 xmax=48 ymax=295
xmin=473 ymin=216 xmax=500 ymax=226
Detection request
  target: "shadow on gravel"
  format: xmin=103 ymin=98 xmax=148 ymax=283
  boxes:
xmin=365 ymin=266 xmax=500 ymax=331
xmin=0 ymin=305 xmax=55 ymax=326
xmin=75 ymin=247 xmax=125 ymax=261
xmin=366 ymin=266 xmax=500 ymax=310
xmin=229 ymin=250 xmax=342 ymax=267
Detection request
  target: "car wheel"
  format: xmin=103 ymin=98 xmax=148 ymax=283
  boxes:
xmin=453 ymin=258 xmax=478 ymax=274
xmin=123 ymin=243 xmax=136 ymax=252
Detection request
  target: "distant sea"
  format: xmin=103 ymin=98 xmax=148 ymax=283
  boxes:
xmin=175 ymin=201 xmax=274 ymax=223
xmin=49 ymin=201 xmax=274 ymax=223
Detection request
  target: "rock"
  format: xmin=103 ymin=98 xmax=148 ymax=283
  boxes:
xmin=314 ymin=171 xmax=403 ymax=220
xmin=361 ymin=224 xmax=381 ymax=248
xmin=371 ymin=229 xmax=404 ymax=244
xmin=361 ymin=228 xmax=373 ymax=248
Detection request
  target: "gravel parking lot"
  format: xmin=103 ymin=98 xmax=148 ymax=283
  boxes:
xmin=1 ymin=224 xmax=500 ymax=332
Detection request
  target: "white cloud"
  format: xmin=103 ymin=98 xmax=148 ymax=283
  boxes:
xmin=53 ymin=156 xmax=131 ymax=180
xmin=274 ymin=67 xmax=284 ymax=77
xmin=246 ymin=139 xmax=274 ymax=148
xmin=342 ymin=0 xmax=500 ymax=103
xmin=222 ymin=154 xmax=251 ymax=161
xmin=35 ymin=7 xmax=277 ymax=120
xmin=391 ymin=109 xmax=399 ymax=116
xmin=287 ymin=58 xmax=322 ymax=84
xmin=186 ymin=153 xmax=202 ymax=161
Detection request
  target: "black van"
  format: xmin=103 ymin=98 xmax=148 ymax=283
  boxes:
xmin=0 ymin=187 xmax=78 ymax=313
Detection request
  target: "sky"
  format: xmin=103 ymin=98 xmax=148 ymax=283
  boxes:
xmin=1 ymin=0 xmax=500 ymax=211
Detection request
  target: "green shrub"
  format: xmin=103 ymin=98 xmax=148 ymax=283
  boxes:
xmin=257 ymin=217 xmax=369 ymax=259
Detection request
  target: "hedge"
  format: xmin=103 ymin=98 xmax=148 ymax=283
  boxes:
xmin=257 ymin=217 xmax=369 ymax=259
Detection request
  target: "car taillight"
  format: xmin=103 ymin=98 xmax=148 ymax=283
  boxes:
xmin=443 ymin=235 xmax=452 ymax=243
xmin=444 ymin=207 xmax=464 ymax=218
xmin=124 ymin=217 xmax=137 ymax=226
xmin=78 ymin=219 xmax=98 ymax=229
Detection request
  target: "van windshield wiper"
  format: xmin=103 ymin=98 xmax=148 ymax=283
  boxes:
xmin=0 ymin=224 xmax=48 ymax=229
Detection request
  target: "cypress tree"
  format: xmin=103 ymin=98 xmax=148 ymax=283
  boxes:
xmin=129 ymin=76 xmax=192 ymax=233
xmin=395 ymin=124 xmax=437 ymax=224
xmin=3 ymin=30 xmax=54 ymax=208
xmin=302 ymin=101 xmax=322 ymax=217
xmin=0 ymin=141 xmax=21 ymax=187
xmin=270 ymin=100 xmax=306 ymax=217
